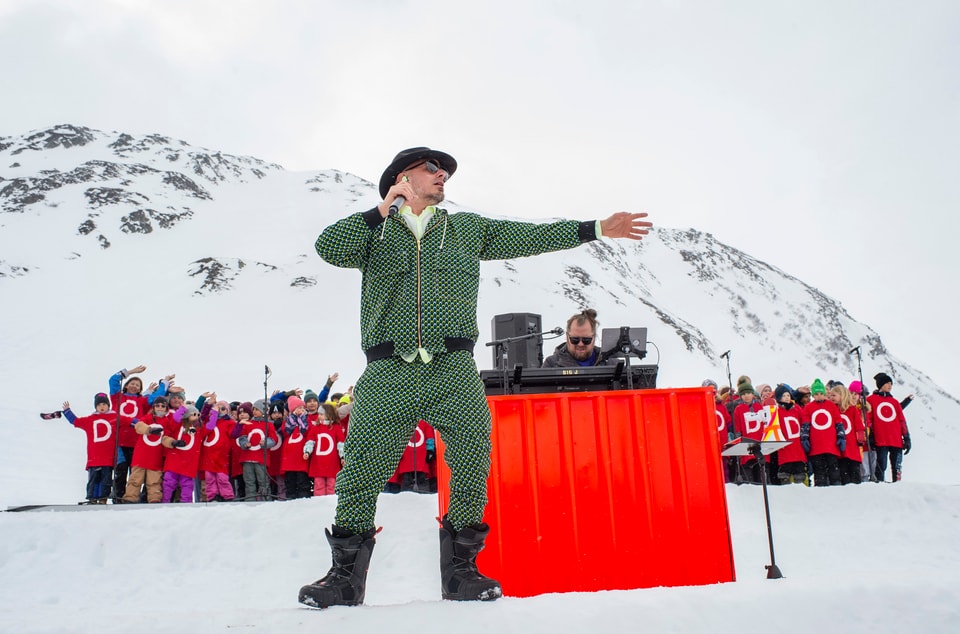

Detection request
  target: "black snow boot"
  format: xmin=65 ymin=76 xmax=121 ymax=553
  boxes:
xmin=298 ymin=525 xmax=376 ymax=609
xmin=439 ymin=516 xmax=502 ymax=601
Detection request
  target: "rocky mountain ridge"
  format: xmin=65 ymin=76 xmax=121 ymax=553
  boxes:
xmin=1 ymin=124 xmax=955 ymax=484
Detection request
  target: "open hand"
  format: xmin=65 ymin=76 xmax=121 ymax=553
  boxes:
xmin=599 ymin=212 xmax=653 ymax=240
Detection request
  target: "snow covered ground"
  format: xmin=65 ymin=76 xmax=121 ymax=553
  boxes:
xmin=2 ymin=482 xmax=958 ymax=633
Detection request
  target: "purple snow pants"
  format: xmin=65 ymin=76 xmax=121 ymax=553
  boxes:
xmin=162 ymin=471 xmax=195 ymax=503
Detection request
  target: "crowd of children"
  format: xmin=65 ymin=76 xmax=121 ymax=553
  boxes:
xmin=55 ymin=365 xmax=913 ymax=503
xmin=707 ymin=371 xmax=913 ymax=487
xmin=55 ymin=365 xmax=437 ymax=504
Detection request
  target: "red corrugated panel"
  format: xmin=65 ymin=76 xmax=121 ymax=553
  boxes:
xmin=437 ymin=387 xmax=735 ymax=597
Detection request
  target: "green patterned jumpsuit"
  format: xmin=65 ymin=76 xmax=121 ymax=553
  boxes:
xmin=316 ymin=206 xmax=599 ymax=532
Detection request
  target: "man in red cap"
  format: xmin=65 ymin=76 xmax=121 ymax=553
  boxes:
xmin=302 ymin=147 xmax=653 ymax=608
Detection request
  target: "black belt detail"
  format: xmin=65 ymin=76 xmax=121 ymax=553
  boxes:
xmin=364 ymin=337 xmax=475 ymax=364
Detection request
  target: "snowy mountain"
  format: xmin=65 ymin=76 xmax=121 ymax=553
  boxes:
xmin=2 ymin=124 xmax=958 ymax=634
xmin=1 ymin=124 xmax=956 ymax=493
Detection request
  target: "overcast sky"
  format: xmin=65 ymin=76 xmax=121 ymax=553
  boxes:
xmin=3 ymin=0 xmax=958 ymax=394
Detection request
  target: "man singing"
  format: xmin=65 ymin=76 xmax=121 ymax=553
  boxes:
xmin=301 ymin=146 xmax=653 ymax=608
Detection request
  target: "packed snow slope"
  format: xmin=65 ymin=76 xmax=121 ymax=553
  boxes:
xmin=1 ymin=485 xmax=958 ymax=633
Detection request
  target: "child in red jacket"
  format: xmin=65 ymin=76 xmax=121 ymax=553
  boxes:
xmin=733 ymin=382 xmax=768 ymax=484
xmin=266 ymin=400 xmax=287 ymax=499
xmin=199 ymin=398 xmax=236 ymax=502
xmin=867 ymin=372 xmax=911 ymax=482
xmin=800 ymin=379 xmax=845 ymax=486
xmin=774 ymin=385 xmax=808 ymax=485
xmin=703 ymin=380 xmax=733 ymax=482
xmin=388 ymin=420 xmax=438 ymax=493
xmin=109 ymin=365 xmax=150 ymax=501
xmin=282 ymin=396 xmax=312 ymax=499
xmin=62 ymin=393 xmax=118 ymax=504
xmin=122 ymin=396 xmax=172 ymax=502
xmin=830 ymin=384 xmax=865 ymax=485
xmin=305 ymin=402 xmax=347 ymax=496
xmin=161 ymin=404 xmax=217 ymax=502
xmin=231 ymin=401 xmax=278 ymax=500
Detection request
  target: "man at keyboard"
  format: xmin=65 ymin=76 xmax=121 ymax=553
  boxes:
xmin=543 ymin=308 xmax=616 ymax=368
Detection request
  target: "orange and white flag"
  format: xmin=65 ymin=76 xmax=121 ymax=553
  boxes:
xmin=762 ymin=405 xmax=786 ymax=442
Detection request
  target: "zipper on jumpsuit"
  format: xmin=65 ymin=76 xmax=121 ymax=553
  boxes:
xmin=381 ymin=214 xmax=444 ymax=352
xmin=415 ymin=217 xmax=443 ymax=350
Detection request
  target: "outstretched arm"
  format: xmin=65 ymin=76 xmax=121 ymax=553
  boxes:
xmin=62 ymin=402 xmax=77 ymax=425
xmin=316 ymin=373 xmax=339 ymax=403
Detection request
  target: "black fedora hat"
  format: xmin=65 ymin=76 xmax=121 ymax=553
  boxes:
xmin=378 ymin=147 xmax=457 ymax=198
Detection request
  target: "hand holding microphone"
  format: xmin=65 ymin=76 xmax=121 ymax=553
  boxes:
xmin=380 ymin=175 xmax=414 ymax=217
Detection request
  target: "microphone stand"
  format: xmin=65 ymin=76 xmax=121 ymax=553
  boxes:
xmin=850 ymin=346 xmax=876 ymax=482
xmin=262 ymin=364 xmax=276 ymax=500
xmin=486 ymin=329 xmax=561 ymax=394
xmin=722 ymin=351 xmax=734 ymax=410
xmin=721 ymin=437 xmax=790 ymax=579
xmin=721 ymin=350 xmax=742 ymax=484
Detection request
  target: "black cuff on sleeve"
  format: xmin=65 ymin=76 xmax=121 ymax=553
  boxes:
xmin=361 ymin=207 xmax=385 ymax=229
xmin=578 ymin=220 xmax=598 ymax=243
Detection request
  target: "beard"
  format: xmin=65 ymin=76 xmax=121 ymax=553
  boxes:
xmin=569 ymin=345 xmax=593 ymax=361
xmin=422 ymin=190 xmax=445 ymax=206
xmin=414 ymin=183 xmax=445 ymax=206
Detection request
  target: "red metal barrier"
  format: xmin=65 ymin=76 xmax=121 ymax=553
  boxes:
xmin=437 ymin=387 xmax=735 ymax=597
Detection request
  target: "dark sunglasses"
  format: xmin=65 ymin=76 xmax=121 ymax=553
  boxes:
xmin=154 ymin=403 xmax=168 ymax=409
xmin=568 ymin=336 xmax=593 ymax=345
xmin=405 ymin=159 xmax=443 ymax=175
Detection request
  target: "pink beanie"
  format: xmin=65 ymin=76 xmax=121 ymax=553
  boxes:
xmin=848 ymin=380 xmax=865 ymax=396
xmin=287 ymin=395 xmax=305 ymax=411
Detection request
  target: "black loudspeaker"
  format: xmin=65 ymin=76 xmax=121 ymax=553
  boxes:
xmin=491 ymin=312 xmax=543 ymax=370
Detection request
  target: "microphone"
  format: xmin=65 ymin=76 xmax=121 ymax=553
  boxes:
xmin=388 ymin=196 xmax=405 ymax=215
xmin=720 ymin=350 xmax=730 ymax=359
xmin=849 ymin=346 xmax=861 ymax=354
xmin=550 ymin=327 xmax=563 ymax=335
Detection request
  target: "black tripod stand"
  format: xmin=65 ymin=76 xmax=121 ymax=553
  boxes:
xmin=485 ymin=327 xmax=562 ymax=394
xmin=599 ymin=327 xmax=647 ymax=390
xmin=721 ymin=437 xmax=791 ymax=579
